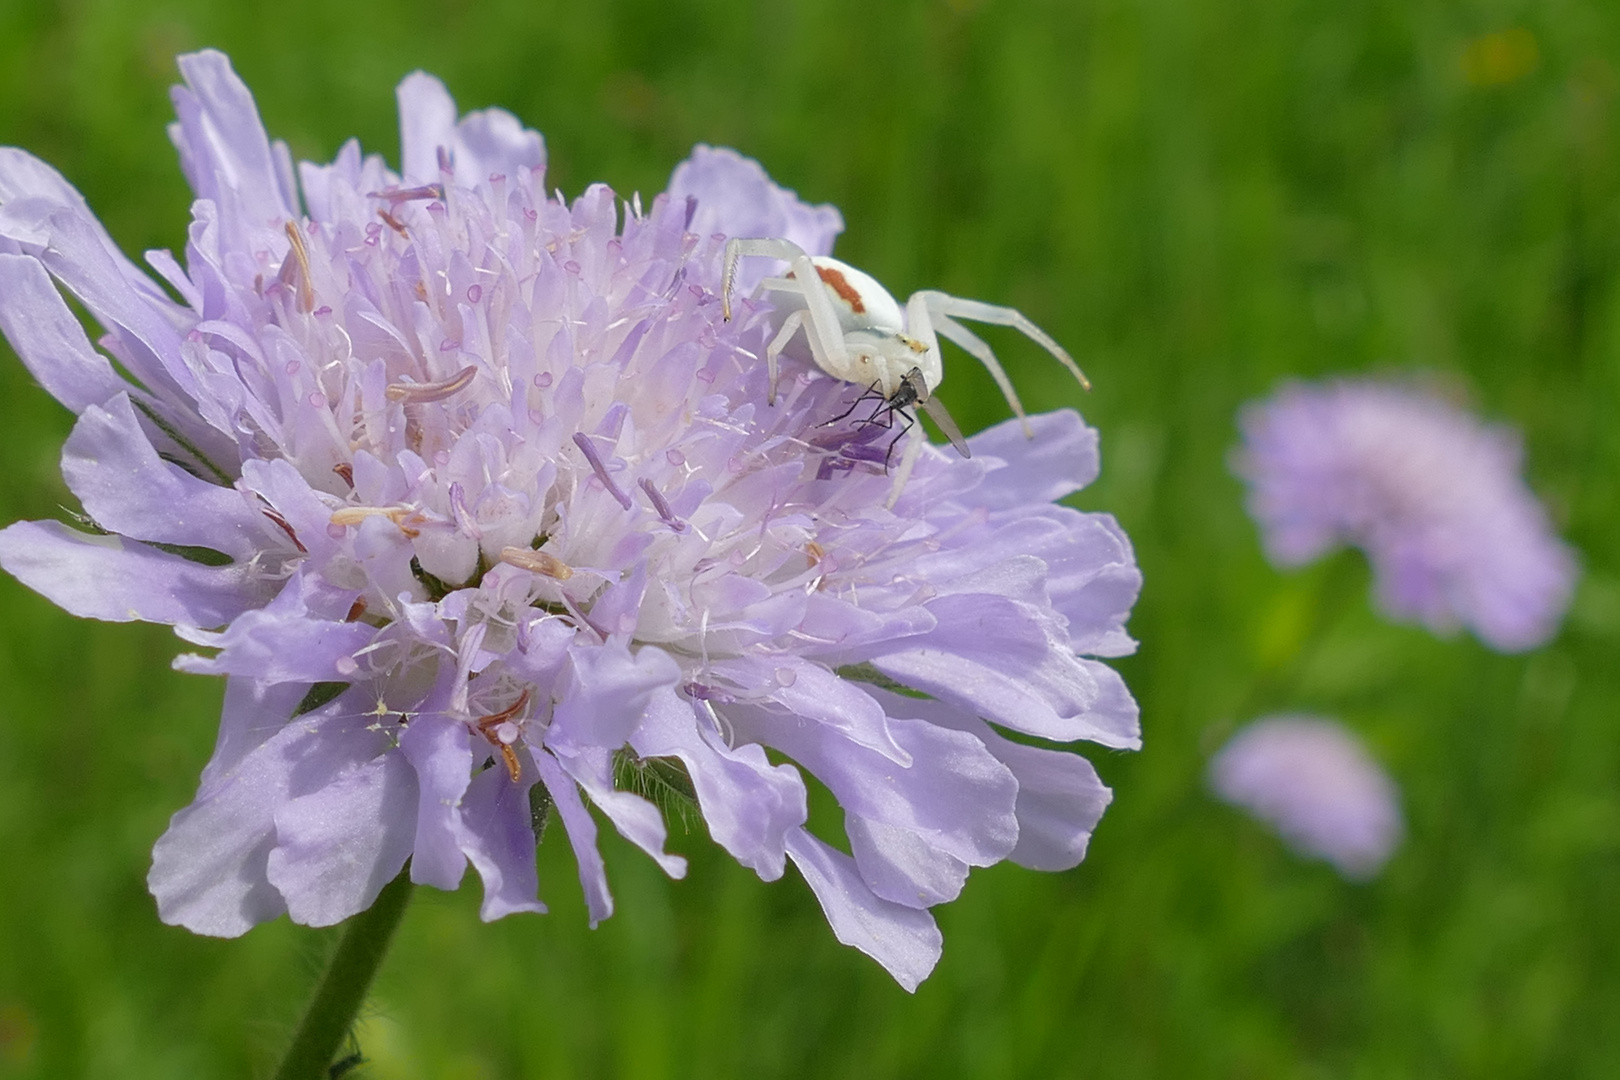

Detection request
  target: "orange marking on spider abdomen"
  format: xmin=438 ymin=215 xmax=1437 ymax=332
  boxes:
xmin=815 ymin=266 xmax=865 ymax=314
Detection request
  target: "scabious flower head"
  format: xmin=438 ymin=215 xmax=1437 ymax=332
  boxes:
xmin=0 ymin=51 xmax=1141 ymax=989
xmin=1209 ymin=715 xmax=1402 ymax=880
xmin=1235 ymin=377 xmax=1577 ymax=653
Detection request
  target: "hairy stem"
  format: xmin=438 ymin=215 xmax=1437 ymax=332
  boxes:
xmin=273 ymin=865 xmax=415 ymax=1080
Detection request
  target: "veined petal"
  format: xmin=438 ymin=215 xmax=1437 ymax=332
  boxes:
xmin=847 ymin=817 xmax=971 ymax=909
xmin=632 ymin=687 xmax=806 ymax=881
xmin=0 ymin=149 xmax=180 ymax=313
xmin=399 ymin=711 xmax=473 ymax=891
xmin=0 ymin=253 xmax=130 ymax=413
xmin=668 ymin=144 xmax=844 ymax=260
xmin=962 ymin=409 xmax=1100 ymax=507
xmin=0 ymin=196 xmax=194 ymax=400
xmin=171 ymin=50 xmax=296 ymax=226
xmin=547 ymin=640 xmax=680 ymax=753
xmin=728 ymin=707 xmax=1017 ymax=869
xmin=534 ymin=749 xmax=613 ymax=927
xmin=148 ymin=696 xmax=373 ymax=935
xmin=195 ymin=678 xmax=313 ymax=798
xmin=63 ymin=392 xmax=261 ymax=560
xmin=553 ymin=745 xmax=687 ymax=879
xmin=453 ymin=749 xmax=548 ymax=920
xmin=267 ymin=748 xmax=418 ymax=926
xmin=869 ymin=687 xmax=1115 ymax=872
xmin=175 ymin=609 xmax=376 ymax=683
xmin=712 ymin=655 xmax=910 ymax=765
xmin=0 ymin=520 xmax=260 ymax=627
xmin=784 ymin=829 xmax=942 ymax=994
xmin=871 ymin=594 xmax=1141 ymax=749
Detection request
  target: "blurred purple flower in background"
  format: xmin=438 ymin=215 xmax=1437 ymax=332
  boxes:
xmin=0 ymin=51 xmax=1141 ymax=990
xmin=1235 ymin=377 xmax=1577 ymax=652
xmin=1209 ymin=715 xmax=1402 ymax=880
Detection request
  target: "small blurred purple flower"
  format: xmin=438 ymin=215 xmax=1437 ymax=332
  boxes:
xmin=0 ymin=51 xmax=1141 ymax=990
xmin=1209 ymin=715 xmax=1402 ymax=880
xmin=1235 ymin=377 xmax=1577 ymax=652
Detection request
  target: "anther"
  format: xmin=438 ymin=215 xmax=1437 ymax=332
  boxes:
xmin=281 ymin=221 xmax=315 ymax=313
xmin=385 ymin=365 xmax=478 ymax=404
xmin=368 ymin=183 xmax=445 ymax=203
xmin=476 ymin=688 xmax=531 ymax=783
xmin=638 ymin=479 xmax=686 ymax=532
xmin=329 ymin=505 xmax=424 ymax=539
xmin=378 ymin=209 xmax=409 ymax=236
xmin=572 ymin=433 xmax=634 ymax=510
xmin=499 ymin=547 xmax=575 ymax=580
xmin=262 ymin=507 xmax=308 ymax=552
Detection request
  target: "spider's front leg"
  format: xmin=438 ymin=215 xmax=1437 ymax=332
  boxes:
xmin=762 ymin=308 xmax=806 ymax=406
xmin=921 ymin=291 xmax=1089 ymax=391
xmin=722 ymin=237 xmax=853 ymax=402
xmin=897 ymin=298 xmax=971 ymax=457
xmin=884 ymin=419 xmax=928 ymax=510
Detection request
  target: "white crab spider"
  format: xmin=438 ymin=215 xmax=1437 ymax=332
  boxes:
xmin=721 ymin=237 xmax=1090 ymax=463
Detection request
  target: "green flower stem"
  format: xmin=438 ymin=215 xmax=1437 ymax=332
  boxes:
xmin=274 ymin=865 xmax=415 ymax=1080
xmin=1231 ymin=549 xmax=1365 ymax=723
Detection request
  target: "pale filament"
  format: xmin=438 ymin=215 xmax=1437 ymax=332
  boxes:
xmin=385 ymin=364 xmax=479 ymax=403
xmin=282 ymin=221 xmax=315 ymax=313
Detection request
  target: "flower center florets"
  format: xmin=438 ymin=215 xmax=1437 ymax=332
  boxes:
xmin=213 ymin=149 xmax=931 ymax=777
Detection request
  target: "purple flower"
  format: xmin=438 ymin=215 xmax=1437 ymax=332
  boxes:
xmin=0 ymin=50 xmax=1141 ymax=991
xmin=1235 ymin=377 xmax=1577 ymax=652
xmin=1209 ymin=715 xmax=1402 ymax=880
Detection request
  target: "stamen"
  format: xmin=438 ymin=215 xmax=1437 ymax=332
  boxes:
xmin=281 ymin=221 xmax=315 ymax=313
xmin=345 ymin=597 xmax=368 ymax=622
xmin=476 ymin=688 xmax=531 ymax=783
xmin=262 ymin=507 xmax=308 ymax=553
xmin=572 ymin=433 xmax=634 ymax=510
xmin=329 ymin=505 xmax=424 ymax=539
xmin=478 ymin=687 xmax=532 ymax=728
xmin=638 ymin=479 xmax=686 ymax=532
xmin=448 ymin=482 xmax=482 ymax=540
xmin=378 ymin=209 xmax=409 ymax=237
xmin=332 ymin=462 xmax=355 ymax=487
xmin=367 ymin=184 xmax=445 ymax=203
xmin=385 ymin=365 xmax=478 ymax=404
xmin=499 ymin=546 xmax=575 ymax=580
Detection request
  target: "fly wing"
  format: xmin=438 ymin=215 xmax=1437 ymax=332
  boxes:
xmin=918 ymin=394 xmax=970 ymax=458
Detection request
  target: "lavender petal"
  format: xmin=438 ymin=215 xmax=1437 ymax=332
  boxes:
xmin=267 ymin=748 xmax=418 ymax=926
xmin=61 ymin=393 xmax=260 ymax=559
xmin=171 ymin=50 xmax=296 ymax=225
xmin=633 ymin=687 xmax=807 ymax=880
xmin=784 ymin=828 xmax=942 ymax=994
xmin=533 ymin=749 xmax=614 ymax=927
xmin=0 ymin=520 xmax=260 ymax=627
xmin=0 ymin=254 xmax=129 ymax=413
xmin=398 ymin=713 xmax=474 ymax=891
xmin=453 ymin=749 xmax=548 ymax=920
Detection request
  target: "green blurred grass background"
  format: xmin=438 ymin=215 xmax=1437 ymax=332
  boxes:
xmin=1 ymin=0 xmax=1617 ymax=1075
